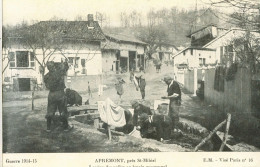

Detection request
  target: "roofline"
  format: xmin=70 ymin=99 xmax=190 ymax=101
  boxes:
xmin=187 ymin=24 xmax=228 ymax=38
xmin=172 ymin=46 xmax=216 ymax=58
xmin=7 ymin=36 xmax=104 ymax=42
xmin=105 ymin=34 xmax=147 ymax=45
xmin=156 ymin=42 xmax=178 ymax=50
xmin=202 ymin=28 xmax=259 ymax=48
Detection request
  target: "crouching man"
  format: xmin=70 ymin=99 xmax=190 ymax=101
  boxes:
xmin=138 ymin=108 xmax=172 ymax=142
xmin=44 ymin=61 xmax=73 ymax=132
xmin=65 ymin=88 xmax=82 ymax=106
xmin=131 ymin=100 xmax=153 ymax=128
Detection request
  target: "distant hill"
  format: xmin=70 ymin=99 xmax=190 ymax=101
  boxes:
xmin=102 ymin=8 xmax=233 ymax=47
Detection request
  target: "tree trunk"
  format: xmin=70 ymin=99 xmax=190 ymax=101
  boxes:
xmin=41 ymin=71 xmax=46 ymax=90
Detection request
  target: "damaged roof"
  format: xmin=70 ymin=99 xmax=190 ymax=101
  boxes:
xmin=9 ymin=21 xmax=106 ymax=41
xmin=105 ymin=33 xmax=147 ymax=45
xmin=172 ymin=46 xmax=216 ymax=58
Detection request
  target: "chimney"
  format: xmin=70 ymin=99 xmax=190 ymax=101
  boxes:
xmin=88 ymin=14 xmax=94 ymax=27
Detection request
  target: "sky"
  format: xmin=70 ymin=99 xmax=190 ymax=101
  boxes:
xmin=3 ymin=0 xmax=210 ymax=26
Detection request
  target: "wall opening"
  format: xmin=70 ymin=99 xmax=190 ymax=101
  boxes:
xmin=18 ymin=78 xmax=31 ymax=91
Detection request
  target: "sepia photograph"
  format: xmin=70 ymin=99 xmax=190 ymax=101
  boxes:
xmin=2 ymin=0 xmax=260 ymax=165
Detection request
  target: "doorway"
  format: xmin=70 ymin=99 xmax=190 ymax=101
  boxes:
xmin=18 ymin=78 xmax=31 ymax=91
xmin=129 ymin=51 xmax=136 ymax=71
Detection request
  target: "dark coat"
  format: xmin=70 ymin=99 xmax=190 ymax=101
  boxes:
xmin=133 ymin=104 xmax=152 ymax=126
xmin=138 ymin=113 xmax=172 ymax=141
xmin=65 ymin=88 xmax=82 ymax=106
xmin=115 ymin=109 xmax=135 ymax=134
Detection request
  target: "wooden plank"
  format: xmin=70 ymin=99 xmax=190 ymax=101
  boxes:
xmin=108 ymin=126 xmax=112 ymax=140
xmin=67 ymin=105 xmax=98 ymax=113
xmin=74 ymin=113 xmax=100 ymax=119
xmin=219 ymin=113 xmax=232 ymax=151
xmin=194 ymin=119 xmax=227 ymax=152
xmin=94 ymin=119 xmax=100 ymax=129
xmin=68 ymin=104 xmax=133 ymax=113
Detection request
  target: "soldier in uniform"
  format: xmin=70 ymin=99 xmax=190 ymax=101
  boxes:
xmin=44 ymin=61 xmax=73 ymax=132
xmin=135 ymin=67 xmax=146 ymax=100
xmin=131 ymin=100 xmax=153 ymax=128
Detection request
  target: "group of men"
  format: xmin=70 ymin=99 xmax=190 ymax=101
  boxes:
xmin=131 ymin=75 xmax=181 ymax=142
xmin=43 ymin=59 xmax=181 ymax=142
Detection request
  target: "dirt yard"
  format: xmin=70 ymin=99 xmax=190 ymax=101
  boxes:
xmin=3 ymin=64 xmax=260 ymax=152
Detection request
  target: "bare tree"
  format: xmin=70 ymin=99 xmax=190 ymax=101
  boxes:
xmin=75 ymin=15 xmax=85 ymax=21
xmin=206 ymin=0 xmax=260 ymax=30
xmin=231 ymin=32 xmax=260 ymax=73
xmin=129 ymin=11 xmax=142 ymax=27
xmin=120 ymin=12 xmax=130 ymax=28
xmin=96 ymin=12 xmax=107 ymax=28
xmin=2 ymin=22 xmax=30 ymax=74
xmin=137 ymin=12 xmax=168 ymax=60
xmin=206 ymin=0 xmax=260 ymax=73
xmin=17 ymin=22 xmax=64 ymax=89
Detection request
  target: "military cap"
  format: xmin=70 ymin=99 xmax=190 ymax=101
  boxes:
xmin=163 ymin=76 xmax=173 ymax=82
xmin=131 ymin=100 xmax=139 ymax=108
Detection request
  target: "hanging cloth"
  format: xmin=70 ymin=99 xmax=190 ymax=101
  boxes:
xmin=98 ymin=98 xmax=126 ymax=127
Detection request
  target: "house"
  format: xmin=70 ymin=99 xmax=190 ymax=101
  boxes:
xmin=203 ymin=28 xmax=260 ymax=66
xmin=101 ymin=33 xmax=147 ymax=73
xmin=173 ymin=24 xmax=228 ymax=70
xmin=2 ymin=14 xmax=106 ymax=91
xmin=151 ymin=42 xmax=178 ymax=64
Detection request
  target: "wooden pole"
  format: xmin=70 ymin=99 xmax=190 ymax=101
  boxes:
xmin=107 ymin=125 xmax=112 ymax=141
xmin=219 ymin=113 xmax=232 ymax=151
xmin=194 ymin=119 xmax=227 ymax=152
xmin=32 ymin=86 xmax=35 ymax=111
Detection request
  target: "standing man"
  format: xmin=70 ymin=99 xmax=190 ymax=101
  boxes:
xmin=44 ymin=61 xmax=73 ymax=132
xmin=135 ymin=67 xmax=146 ymax=100
xmin=88 ymin=81 xmax=92 ymax=98
xmin=162 ymin=76 xmax=181 ymax=131
xmin=115 ymin=77 xmax=125 ymax=103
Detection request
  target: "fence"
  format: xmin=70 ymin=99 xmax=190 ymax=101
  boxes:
xmin=176 ymin=68 xmax=204 ymax=94
xmin=176 ymin=66 xmax=252 ymax=114
xmin=204 ymin=67 xmax=252 ymax=113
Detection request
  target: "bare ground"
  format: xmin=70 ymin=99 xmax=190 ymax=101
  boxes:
xmin=3 ymin=64 xmax=259 ymax=152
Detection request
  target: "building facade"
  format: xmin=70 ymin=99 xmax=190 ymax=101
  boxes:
xmin=101 ymin=33 xmax=147 ymax=73
xmin=2 ymin=14 xmax=105 ymax=91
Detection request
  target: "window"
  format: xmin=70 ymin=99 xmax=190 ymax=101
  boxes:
xmin=16 ymin=51 xmax=29 ymax=67
xmin=220 ymin=46 xmax=224 ymax=63
xmin=224 ymin=45 xmax=234 ymax=63
xmin=75 ymin=57 xmax=80 ymax=68
xmin=68 ymin=57 xmax=80 ymax=68
xmin=199 ymin=58 xmax=206 ymax=65
xmin=30 ymin=52 xmax=35 ymax=67
xmin=68 ymin=57 xmax=74 ymax=66
xmin=203 ymin=58 xmax=206 ymax=65
xmin=9 ymin=51 xmax=35 ymax=68
xmin=8 ymin=52 xmax=15 ymax=68
xmin=183 ymin=51 xmax=186 ymax=56
xmin=199 ymin=58 xmax=202 ymax=65
xmin=81 ymin=59 xmax=86 ymax=67
xmin=190 ymin=49 xmax=193 ymax=55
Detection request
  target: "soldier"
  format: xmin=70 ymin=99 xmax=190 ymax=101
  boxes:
xmin=65 ymin=88 xmax=82 ymax=106
xmin=115 ymin=77 xmax=125 ymax=102
xmin=138 ymin=110 xmax=172 ymax=142
xmin=131 ymin=100 xmax=152 ymax=127
xmin=162 ymin=76 xmax=181 ymax=131
xmin=44 ymin=61 xmax=73 ymax=132
xmin=135 ymin=68 xmax=146 ymax=100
